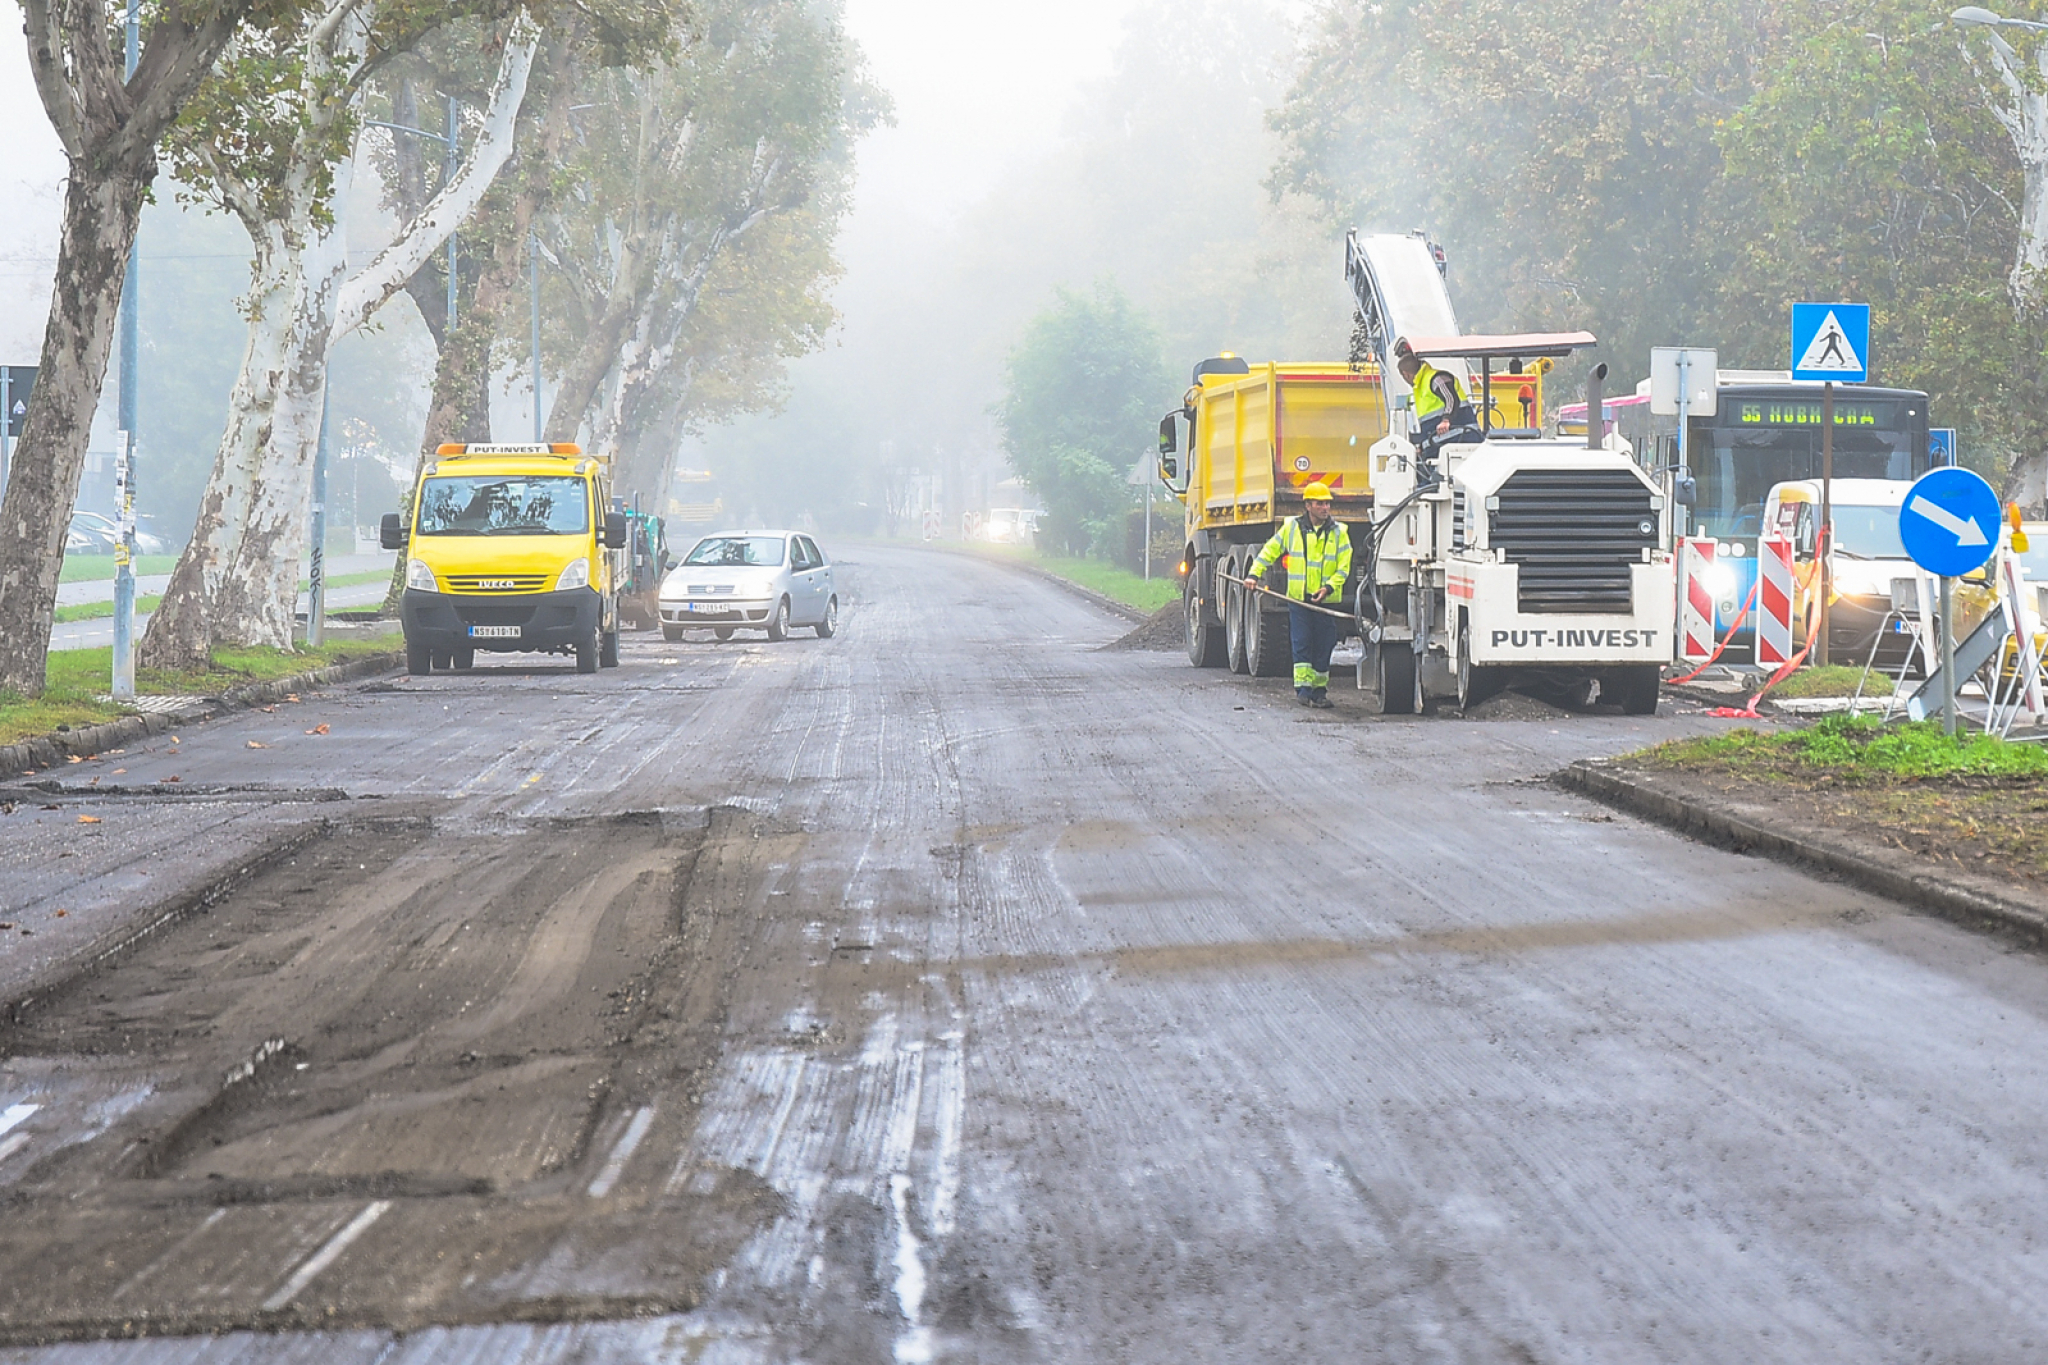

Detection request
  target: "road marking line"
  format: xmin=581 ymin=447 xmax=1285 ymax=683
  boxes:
xmin=587 ymin=1105 xmax=656 ymax=1197
xmin=114 ymin=1208 xmax=227 ymax=1300
xmin=0 ymin=1133 xmax=28 ymax=1165
xmin=0 ymin=1102 xmax=39 ymax=1139
xmin=260 ymin=1200 xmax=390 ymax=1311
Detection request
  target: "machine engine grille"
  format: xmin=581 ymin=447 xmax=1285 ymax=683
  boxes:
xmin=1489 ymin=469 xmax=1656 ymax=614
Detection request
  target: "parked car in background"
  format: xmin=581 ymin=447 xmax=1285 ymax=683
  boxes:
xmin=659 ymin=530 xmax=838 ymax=642
xmin=70 ymin=510 xmax=169 ymax=555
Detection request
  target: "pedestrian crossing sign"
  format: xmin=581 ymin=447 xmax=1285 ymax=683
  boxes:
xmin=1790 ymin=302 xmax=1869 ymax=383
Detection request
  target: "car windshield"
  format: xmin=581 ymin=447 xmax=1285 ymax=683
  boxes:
xmin=416 ymin=476 xmax=589 ymax=536
xmin=1831 ymin=504 xmax=1907 ymax=559
xmin=685 ymin=535 xmax=785 ymax=567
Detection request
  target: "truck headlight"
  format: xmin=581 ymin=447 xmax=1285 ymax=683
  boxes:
xmin=406 ymin=558 xmax=437 ymax=591
xmin=556 ymin=557 xmax=590 ymax=591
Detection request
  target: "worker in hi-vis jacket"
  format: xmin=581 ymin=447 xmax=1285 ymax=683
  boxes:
xmin=1247 ymin=481 xmax=1352 ymax=708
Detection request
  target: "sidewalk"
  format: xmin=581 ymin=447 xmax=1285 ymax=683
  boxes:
xmin=54 ymin=552 xmax=394 ymax=607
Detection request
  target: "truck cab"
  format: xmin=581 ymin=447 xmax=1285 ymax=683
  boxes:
xmin=380 ymin=443 xmax=628 ymax=675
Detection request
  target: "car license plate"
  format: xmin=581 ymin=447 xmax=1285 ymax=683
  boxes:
xmin=468 ymin=625 xmax=521 ymax=638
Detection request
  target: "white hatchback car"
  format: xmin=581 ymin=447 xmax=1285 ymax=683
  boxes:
xmin=659 ymin=530 xmax=839 ymax=642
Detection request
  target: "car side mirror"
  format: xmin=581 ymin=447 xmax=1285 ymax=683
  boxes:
xmin=380 ymin=513 xmax=406 ymax=550
xmin=602 ymin=512 xmax=628 ymax=549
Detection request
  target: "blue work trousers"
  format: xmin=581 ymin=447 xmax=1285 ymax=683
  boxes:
xmin=1289 ymin=602 xmax=1339 ymax=694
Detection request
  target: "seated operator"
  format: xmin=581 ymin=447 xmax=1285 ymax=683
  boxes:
xmin=1394 ymin=339 xmax=1481 ymax=461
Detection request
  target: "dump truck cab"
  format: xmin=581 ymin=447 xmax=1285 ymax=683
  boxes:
xmin=381 ymin=443 xmax=628 ymax=675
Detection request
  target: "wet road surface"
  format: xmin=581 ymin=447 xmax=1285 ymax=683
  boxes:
xmin=5 ymin=544 xmax=2048 ymax=1362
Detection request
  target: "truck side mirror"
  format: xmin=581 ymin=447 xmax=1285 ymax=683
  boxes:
xmin=602 ymin=511 xmax=629 ymax=549
xmin=379 ymin=513 xmax=406 ymax=550
xmin=1158 ymin=415 xmax=1178 ymax=456
xmin=1159 ymin=455 xmax=1179 ymax=482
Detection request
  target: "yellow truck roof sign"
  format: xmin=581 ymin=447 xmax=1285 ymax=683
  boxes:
xmin=434 ymin=443 xmax=584 ymax=456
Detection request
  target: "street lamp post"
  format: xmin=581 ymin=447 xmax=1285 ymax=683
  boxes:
xmin=531 ymin=232 xmax=543 ymax=440
xmin=362 ymin=106 xmax=462 ymax=331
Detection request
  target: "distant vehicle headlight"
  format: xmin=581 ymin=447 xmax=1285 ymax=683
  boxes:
xmin=556 ymin=556 xmax=591 ymax=591
xmin=1702 ymin=562 xmax=1737 ymax=597
xmin=406 ymin=558 xmax=437 ymax=591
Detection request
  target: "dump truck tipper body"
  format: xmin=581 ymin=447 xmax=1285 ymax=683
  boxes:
xmin=1162 ymin=362 xmax=1386 ymax=675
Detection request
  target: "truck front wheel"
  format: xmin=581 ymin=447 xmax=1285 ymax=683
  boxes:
xmin=407 ymin=640 xmax=432 ymax=675
xmin=576 ymin=625 xmax=599 ymax=674
xmin=1185 ymin=569 xmax=1226 ymax=668
xmin=1456 ymin=622 xmax=1502 ymax=711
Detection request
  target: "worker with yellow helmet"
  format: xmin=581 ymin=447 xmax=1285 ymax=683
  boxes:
xmin=1246 ymin=480 xmax=1353 ymax=707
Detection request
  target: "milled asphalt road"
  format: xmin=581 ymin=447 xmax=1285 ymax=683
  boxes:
xmin=4 ymin=544 xmax=2048 ymax=1362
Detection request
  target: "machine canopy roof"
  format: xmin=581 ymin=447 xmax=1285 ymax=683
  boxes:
xmin=1400 ymin=332 xmax=1597 ymax=362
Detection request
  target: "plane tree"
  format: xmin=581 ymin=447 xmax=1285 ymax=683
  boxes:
xmin=0 ymin=0 xmax=306 ymax=697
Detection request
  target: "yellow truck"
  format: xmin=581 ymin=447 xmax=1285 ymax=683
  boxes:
xmin=379 ymin=443 xmax=629 ymax=675
xmin=1158 ymin=358 xmax=1387 ymax=674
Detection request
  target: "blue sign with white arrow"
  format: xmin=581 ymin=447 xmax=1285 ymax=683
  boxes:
xmin=1898 ymin=466 xmax=2000 ymax=578
xmin=1791 ymin=302 xmax=1870 ymax=384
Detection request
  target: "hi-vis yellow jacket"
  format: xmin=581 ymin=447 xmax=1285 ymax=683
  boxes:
xmin=1250 ymin=515 xmax=1352 ymax=602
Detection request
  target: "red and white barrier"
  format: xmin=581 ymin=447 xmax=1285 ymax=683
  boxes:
xmin=1756 ymin=534 xmax=1795 ymax=667
xmin=1678 ymin=538 xmax=1718 ymax=663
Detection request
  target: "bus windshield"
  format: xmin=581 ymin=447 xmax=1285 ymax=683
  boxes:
xmin=1684 ymin=388 xmax=1929 ymax=545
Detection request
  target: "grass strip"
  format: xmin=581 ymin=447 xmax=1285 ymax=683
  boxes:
xmin=57 ymin=554 xmax=180 ymax=583
xmin=1 ymin=642 xmax=392 ymax=748
xmin=1766 ymin=664 xmax=1885 ymax=700
xmin=1647 ymin=714 xmax=2048 ymax=781
xmin=964 ymin=544 xmax=1180 ymax=613
xmin=52 ymin=570 xmax=392 ymax=624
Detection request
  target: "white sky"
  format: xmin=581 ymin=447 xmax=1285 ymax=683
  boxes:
xmin=841 ymin=0 xmax=1147 ymax=233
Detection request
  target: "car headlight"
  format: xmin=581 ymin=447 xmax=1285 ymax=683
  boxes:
xmin=406 ymin=558 xmax=437 ymax=591
xmin=556 ymin=557 xmax=590 ymax=591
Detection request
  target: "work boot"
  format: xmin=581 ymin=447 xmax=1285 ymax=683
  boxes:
xmin=1296 ymin=688 xmax=1315 ymax=706
xmin=1311 ymin=691 xmax=1334 ymax=710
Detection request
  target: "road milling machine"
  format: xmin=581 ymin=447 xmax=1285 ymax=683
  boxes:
xmin=1160 ymin=230 xmax=1676 ymax=714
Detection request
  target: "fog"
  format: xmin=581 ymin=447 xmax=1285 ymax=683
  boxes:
xmin=689 ymin=0 xmax=1337 ymax=535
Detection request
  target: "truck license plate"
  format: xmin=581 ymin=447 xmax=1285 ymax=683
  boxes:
xmin=468 ymin=625 xmax=521 ymax=639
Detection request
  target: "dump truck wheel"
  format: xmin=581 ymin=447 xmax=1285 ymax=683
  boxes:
xmin=1224 ymin=555 xmax=1249 ymax=675
xmin=1373 ymin=643 xmax=1417 ymax=715
xmin=1246 ymin=598 xmax=1289 ymax=678
xmin=1185 ymin=569 xmax=1226 ymax=668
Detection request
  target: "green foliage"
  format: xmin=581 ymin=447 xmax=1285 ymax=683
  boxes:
xmin=1270 ymin=1 xmax=2037 ymax=482
xmin=997 ymin=283 xmax=1170 ymax=554
xmin=1660 ymin=714 xmax=2048 ymax=778
xmin=1767 ymin=664 xmax=1879 ymax=699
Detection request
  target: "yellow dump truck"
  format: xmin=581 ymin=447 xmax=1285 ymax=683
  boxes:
xmin=1158 ymin=359 xmax=1386 ymax=674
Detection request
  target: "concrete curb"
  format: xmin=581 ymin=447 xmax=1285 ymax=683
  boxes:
xmin=0 ymin=651 xmax=402 ymax=781
xmin=1556 ymin=759 xmax=2048 ymax=947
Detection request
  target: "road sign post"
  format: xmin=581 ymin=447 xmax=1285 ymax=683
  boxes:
xmin=1792 ymin=304 xmax=1871 ymax=667
xmin=1898 ymin=466 xmax=2001 ymax=735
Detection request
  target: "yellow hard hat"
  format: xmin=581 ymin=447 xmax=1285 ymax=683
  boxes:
xmin=1303 ymin=481 xmax=1333 ymax=502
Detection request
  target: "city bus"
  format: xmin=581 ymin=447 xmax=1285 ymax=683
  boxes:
xmin=1563 ymin=372 xmax=1936 ymax=652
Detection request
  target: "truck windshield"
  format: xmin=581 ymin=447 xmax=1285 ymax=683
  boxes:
xmin=685 ymin=535 xmax=785 ymax=566
xmin=1831 ymin=505 xmax=1908 ymax=559
xmin=417 ymin=476 xmax=589 ymax=536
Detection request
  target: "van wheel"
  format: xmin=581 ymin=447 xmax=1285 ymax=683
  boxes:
xmin=816 ymin=596 xmax=839 ymax=638
xmin=714 ymin=627 xmax=735 ymax=642
xmin=453 ymin=647 xmax=475 ymax=671
xmin=600 ymin=628 xmax=620 ymax=668
xmin=766 ymin=597 xmax=790 ymax=642
xmin=407 ymin=641 xmax=432 ymax=675
xmin=576 ymin=627 xmax=599 ymax=674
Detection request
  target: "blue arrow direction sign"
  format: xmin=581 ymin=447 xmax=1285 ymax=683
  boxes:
xmin=1790 ymin=302 xmax=1869 ymax=384
xmin=1898 ymin=466 xmax=2000 ymax=578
